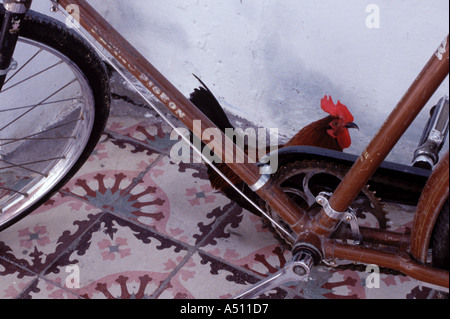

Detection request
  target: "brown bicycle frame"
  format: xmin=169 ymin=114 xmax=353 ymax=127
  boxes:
xmin=55 ymin=0 xmax=449 ymax=288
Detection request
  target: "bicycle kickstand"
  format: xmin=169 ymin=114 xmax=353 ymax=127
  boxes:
xmin=232 ymin=251 xmax=315 ymax=299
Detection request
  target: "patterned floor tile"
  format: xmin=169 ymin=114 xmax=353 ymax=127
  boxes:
xmin=199 ymin=204 xmax=292 ymax=278
xmin=115 ymin=155 xmax=236 ymax=246
xmin=17 ymin=278 xmax=81 ymax=299
xmin=106 ymin=115 xmax=177 ymax=155
xmin=59 ymin=136 xmax=165 ymax=217
xmin=157 ymin=252 xmax=261 ymax=299
xmin=42 ymin=213 xmax=188 ymax=299
xmin=0 ymin=258 xmax=37 ymax=299
xmin=67 ymin=132 xmax=161 ymax=183
xmin=0 ymin=192 xmax=103 ymax=275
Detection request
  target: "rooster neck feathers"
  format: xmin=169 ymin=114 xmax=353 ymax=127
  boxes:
xmin=283 ymin=95 xmax=357 ymax=151
xmin=284 ymin=115 xmax=343 ymax=151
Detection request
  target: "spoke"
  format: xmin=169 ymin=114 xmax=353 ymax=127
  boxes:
xmin=0 ymin=186 xmax=28 ymax=197
xmin=0 ymin=98 xmax=81 ymax=114
xmin=0 ymin=118 xmax=80 ymax=147
xmin=3 ymin=48 xmax=43 ymax=86
xmin=2 ymin=60 xmax=64 ymax=93
xmin=0 ymin=156 xmax=65 ymax=175
xmin=0 ymin=79 xmax=77 ymax=132
xmin=0 ymin=136 xmax=75 ymax=143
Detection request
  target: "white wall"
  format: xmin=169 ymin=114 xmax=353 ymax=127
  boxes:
xmin=32 ymin=0 xmax=449 ymax=164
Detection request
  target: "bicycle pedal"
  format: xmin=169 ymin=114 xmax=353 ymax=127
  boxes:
xmin=232 ymin=251 xmax=314 ymax=299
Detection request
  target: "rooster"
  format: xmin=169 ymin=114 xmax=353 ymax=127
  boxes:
xmin=188 ymin=77 xmax=358 ymax=214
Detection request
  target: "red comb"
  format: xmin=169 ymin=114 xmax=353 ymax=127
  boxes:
xmin=321 ymin=95 xmax=354 ymax=122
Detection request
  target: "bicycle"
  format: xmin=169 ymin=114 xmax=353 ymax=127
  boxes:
xmin=0 ymin=0 xmax=448 ymax=298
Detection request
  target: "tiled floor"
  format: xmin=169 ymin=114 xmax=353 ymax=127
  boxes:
xmin=0 ymin=73 xmax=448 ymax=299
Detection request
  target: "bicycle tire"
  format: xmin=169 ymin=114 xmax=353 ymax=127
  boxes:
xmin=0 ymin=7 xmax=110 ymax=231
xmin=432 ymin=198 xmax=449 ymax=270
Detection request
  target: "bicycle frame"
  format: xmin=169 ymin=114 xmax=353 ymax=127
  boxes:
xmin=0 ymin=0 xmax=32 ymax=89
xmin=4 ymin=0 xmax=449 ymax=288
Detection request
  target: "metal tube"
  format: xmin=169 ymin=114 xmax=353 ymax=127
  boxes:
xmin=322 ymin=239 xmax=449 ymax=288
xmin=308 ymin=35 xmax=450 ymax=237
xmin=0 ymin=1 xmax=31 ymax=89
xmin=334 ymin=226 xmax=410 ymax=248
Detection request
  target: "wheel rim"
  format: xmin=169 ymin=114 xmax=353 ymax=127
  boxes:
xmin=0 ymin=37 xmax=95 ymax=228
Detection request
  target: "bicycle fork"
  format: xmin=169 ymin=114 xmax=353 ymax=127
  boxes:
xmin=0 ymin=0 xmax=32 ymax=90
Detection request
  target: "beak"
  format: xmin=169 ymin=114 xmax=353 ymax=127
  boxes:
xmin=344 ymin=122 xmax=359 ymax=130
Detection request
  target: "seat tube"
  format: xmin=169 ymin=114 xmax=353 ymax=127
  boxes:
xmin=0 ymin=0 xmax=33 ymax=89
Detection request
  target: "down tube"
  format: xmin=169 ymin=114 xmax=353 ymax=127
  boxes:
xmin=57 ymin=0 xmax=309 ymax=233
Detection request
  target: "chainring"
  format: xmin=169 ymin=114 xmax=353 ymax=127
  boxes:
xmin=260 ymin=160 xmax=388 ymax=248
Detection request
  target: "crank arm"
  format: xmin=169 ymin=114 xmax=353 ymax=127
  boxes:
xmin=233 ymin=251 xmax=314 ymax=299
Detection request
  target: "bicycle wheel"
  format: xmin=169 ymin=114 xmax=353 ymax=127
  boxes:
xmin=432 ymin=198 xmax=449 ymax=270
xmin=0 ymin=7 xmax=110 ymax=231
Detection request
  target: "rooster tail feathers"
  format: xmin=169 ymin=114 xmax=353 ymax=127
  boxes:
xmin=189 ymin=74 xmax=234 ymax=133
